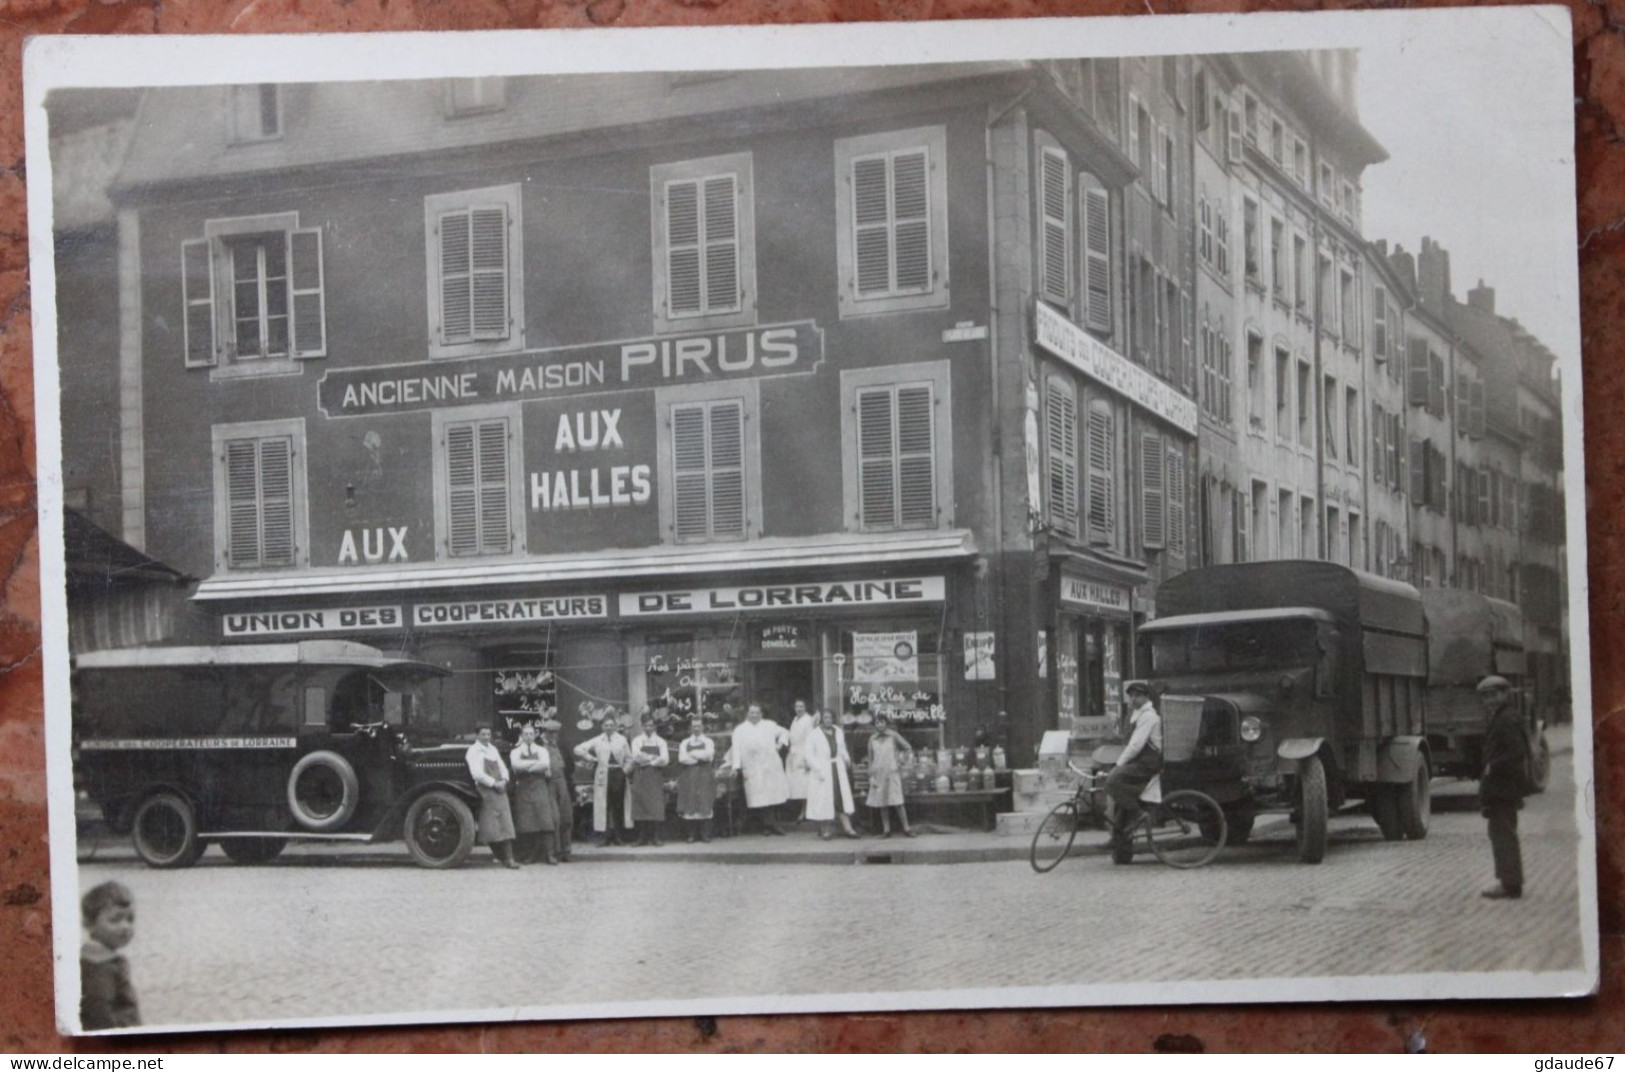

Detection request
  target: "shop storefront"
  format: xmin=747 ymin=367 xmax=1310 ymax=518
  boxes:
xmin=1052 ymin=566 xmax=1137 ymax=741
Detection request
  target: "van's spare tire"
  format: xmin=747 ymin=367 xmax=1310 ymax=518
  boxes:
xmin=287 ymin=750 xmax=360 ymax=831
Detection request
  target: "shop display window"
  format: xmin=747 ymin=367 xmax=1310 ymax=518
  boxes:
xmin=489 ymin=649 xmax=557 ymax=739
xmin=643 ymin=633 xmax=744 ymax=735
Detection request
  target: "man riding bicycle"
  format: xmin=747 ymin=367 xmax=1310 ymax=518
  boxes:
xmin=1107 ymin=680 xmax=1162 ymax=865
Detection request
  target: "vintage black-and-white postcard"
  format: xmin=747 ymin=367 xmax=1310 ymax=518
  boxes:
xmin=26 ymin=7 xmax=1595 ymax=1034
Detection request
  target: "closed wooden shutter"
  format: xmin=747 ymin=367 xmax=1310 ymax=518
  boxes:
xmin=856 ymin=384 xmax=935 ymax=531
xmin=445 ymin=418 xmax=511 ymax=556
xmin=1166 ymin=444 xmax=1187 ymax=558
xmin=1407 ymin=338 xmax=1430 ymax=408
xmin=666 ymin=175 xmax=741 ymax=317
xmin=853 ymin=149 xmax=931 ymax=297
xmin=1086 ymin=401 xmax=1115 ymax=544
xmin=438 ymin=205 xmax=509 ymax=343
xmin=672 ymin=399 xmax=746 ymax=542
xmin=182 ymin=239 xmax=216 ymax=367
xmin=1080 ymin=180 xmax=1112 ymax=333
xmin=1410 ymin=437 xmax=1427 ymax=504
xmin=896 ymin=385 xmax=936 ymax=527
xmin=1039 ymin=146 xmax=1070 ymax=307
xmin=1045 ymin=380 xmax=1078 ymax=535
xmin=1141 ymin=432 xmax=1166 ymax=550
xmin=224 ymin=436 xmax=294 ymax=568
xmin=857 ymin=388 xmax=896 ymax=529
xmin=891 ymin=150 xmax=931 ymax=292
xmin=289 ymin=227 xmax=326 ymax=358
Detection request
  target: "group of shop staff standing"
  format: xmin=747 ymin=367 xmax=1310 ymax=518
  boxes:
xmin=462 ymin=699 xmax=920 ymax=866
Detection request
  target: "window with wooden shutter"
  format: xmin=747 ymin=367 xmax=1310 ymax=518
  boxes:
xmin=1410 ymin=437 xmax=1427 ymax=504
xmin=1372 ymin=403 xmax=1387 ymax=486
xmin=1141 ymin=432 xmax=1166 ymax=550
xmin=1234 ymin=486 xmax=1250 ymax=563
xmin=289 ymin=227 xmax=326 ymax=357
xmin=1372 ymin=284 xmax=1388 ymax=362
xmin=665 ymin=174 xmax=740 ymax=318
xmin=1046 ymin=378 xmax=1079 ymax=536
xmin=1428 ymin=353 xmax=1446 ymax=416
xmin=443 ymin=417 xmax=513 ymax=556
xmin=183 ymin=239 xmax=216 ymax=368
xmin=670 ymin=398 xmax=747 ymax=542
xmin=836 ymin=129 xmax=947 ymax=318
xmin=1389 ymin=412 xmax=1403 ymax=492
xmin=1127 ymin=94 xmax=1142 ymax=175
xmin=1080 ymin=177 xmax=1112 ymax=334
xmin=1227 ymin=100 xmax=1244 ymax=163
xmin=1166 ymin=443 xmax=1187 ymax=558
xmin=213 ymin=419 xmax=306 ymax=572
xmin=1039 ymin=145 xmax=1071 ymax=307
xmin=856 ymin=383 xmax=936 ymax=531
xmin=1470 ymin=380 xmax=1486 ymax=438
xmin=426 ymin=185 xmax=523 ymax=357
xmin=1478 ymin=469 xmax=1492 ymax=525
xmin=1407 ymin=338 xmax=1430 ymax=407
xmin=1086 ymin=400 xmax=1115 ymax=546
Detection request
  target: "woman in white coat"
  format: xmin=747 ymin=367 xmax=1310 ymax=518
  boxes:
xmin=801 ymin=708 xmax=860 ymax=839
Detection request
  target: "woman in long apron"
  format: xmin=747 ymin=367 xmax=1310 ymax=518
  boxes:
xmin=464 ymin=726 xmax=519 ymax=868
xmin=626 ymin=713 xmax=670 ymax=846
xmin=676 ymin=716 xmax=717 ymax=843
xmin=509 ymin=724 xmax=558 ymax=865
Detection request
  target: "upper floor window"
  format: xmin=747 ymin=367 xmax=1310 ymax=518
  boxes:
xmin=652 ymin=153 xmax=756 ymax=333
xmin=1045 ymin=375 xmax=1079 ymax=537
xmin=1035 ymin=137 xmax=1113 ymax=337
xmin=212 ymin=419 xmax=308 ymax=572
xmin=432 ymin=405 xmax=526 ymax=559
xmin=837 ymin=127 xmax=949 ymax=317
xmin=425 ymin=184 xmax=523 ymax=358
xmin=182 ymin=213 xmax=326 ymax=377
xmin=228 ymin=85 xmax=281 ymax=144
xmin=841 ymin=362 xmax=952 ymax=533
xmin=657 ymin=381 xmax=761 ymax=544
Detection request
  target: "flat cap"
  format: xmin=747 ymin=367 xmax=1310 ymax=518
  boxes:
xmin=1476 ymin=675 xmax=1512 ymax=692
xmin=1124 ymin=680 xmax=1152 ymax=696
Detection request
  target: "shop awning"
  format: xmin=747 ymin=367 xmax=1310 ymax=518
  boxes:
xmin=192 ymin=529 xmax=978 ymax=602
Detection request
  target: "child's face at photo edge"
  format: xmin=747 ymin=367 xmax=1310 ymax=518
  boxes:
xmin=89 ymin=904 xmax=135 ymax=951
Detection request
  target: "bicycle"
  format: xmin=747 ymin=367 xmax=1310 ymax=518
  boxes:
xmin=1029 ymin=760 xmax=1227 ymax=872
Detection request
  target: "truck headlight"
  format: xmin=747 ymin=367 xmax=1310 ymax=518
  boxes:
xmin=1240 ymin=716 xmax=1264 ymax=743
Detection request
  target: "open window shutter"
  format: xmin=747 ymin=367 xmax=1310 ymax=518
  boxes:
xmin=1470 ymin=381 xmax=1486 ymax=439
xmin=289 ymin=227 xmax=326 ymax=358
xmin=1372 ymin=285 xmax=1388 ymax=361
xmin=1045 ymin=382 xmax=1078 ymax=535
xmin=1039 ymin=147 xmax=1071 ymax=306
xmin=1086 ymin=402 xmax=1114 ymax=544
xmin=444 ymin=422 xmax=479 ymax=555
xmin=896 ymin=384 xmax=936 ymax=528
xmin=1390 ymin=413 xmax=1404 ymax=492
xmin=1226 ymin=101 xmax=1243 ymax=163
xmin=1429 ymin=353 xmax=1446 ymax=415
xmin=1080 ymin=180 xmax=1112 ymax=333
xmin=892 ymin=150 xmax=931 ymax=293
xmin=671 ymin=403 xmax=710 ymax=540
xmin=1409 ymin=437 xmax=1426 ymax=503
xmin=1372 ymin=404 xmax=1385 ymax=485
xmin=1166 ymin=445 xmax=1187 ymax=558
xmin=1126 ymin=96 xmax=1141 ymax=177
xmin=476 ymin=419 xmax=511 ymax=553
xmin=702 ymin=176 xmax=740 ymax=312
xmin=1455 ymin=375 xmax=1471 ymax=428
xmin=1141 ymin=432 xmax=1166 ymax=550
xmin=1235 ymin=489 xmax=1250 ymax=562
xmin=1407 ymin=339 xmax=1429 ymax=407
xmin=1181 ymin=291 xmax=1194 ymax=395
xmin=182 ymin=239 xmax=217 ymax=368
xmin=708 ymin=400 xmax=746 ymax=538
xmin=857 ymin=387 xmax=898 ymax=529
xmin=438 ymin=209 xmax=472 ymax=342
xmin=666 ymin=180 xmax=702 ymax=317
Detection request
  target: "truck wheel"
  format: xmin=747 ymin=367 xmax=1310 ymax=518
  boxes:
xmin=288 ymin=751 xmax=360 ymax=831
xmin=1295 ymin=756 xmax=1328 ymax=864
xmin=131 ymin=792 xmax=205 ymax=869
xmin=403 ymin=790 xmax=476 ymax=869
xmin=1371 ymin=787 xmax=1404 ymax=841
xmin=1529 ymin=734 xmax=1552 ymax=794
xmin=1397 ymin=756 xmax=1431 ymax=840
xmin=221 ymin=837 xmax=287 ymax=865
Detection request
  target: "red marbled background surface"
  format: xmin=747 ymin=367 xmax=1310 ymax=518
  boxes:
xmin=0 ymin=0 xmax=1619 ymax=1053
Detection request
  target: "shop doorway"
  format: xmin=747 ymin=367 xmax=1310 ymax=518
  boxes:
xmin=748 ymin=660 xmax=816 ymax=723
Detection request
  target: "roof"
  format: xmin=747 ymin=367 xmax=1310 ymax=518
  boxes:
xmin=109 ymin=65 xmax=1022 ymax=195
xmin=64 ymin=508 xmax=190 ymax=587
xmin=1157 ymin=560 xmax=1424 ymax=635
xmin=1139 ymin=606 xmax=1336 ymax=634
xmin=75 ymin=639 xmax=446 ymax=673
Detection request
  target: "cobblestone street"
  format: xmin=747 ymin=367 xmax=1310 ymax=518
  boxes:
xmin=78 ymin=734 xmax=1587 ymax=1029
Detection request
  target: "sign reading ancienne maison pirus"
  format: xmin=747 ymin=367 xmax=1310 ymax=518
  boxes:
xmin=318 ymin=321 xmax=824 ymax=417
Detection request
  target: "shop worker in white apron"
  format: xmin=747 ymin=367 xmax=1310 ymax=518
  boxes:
xmin=723 ymin=702 xmax=790 ymax=836
xmin=465 ymin=726 xmax=519 ymax=869
xmin=785 ymin=699 xmax=816 ymax=821
xmin=573 ymin=714 xmax=632 ymax=846
xmin=802 ymin=707 xmax=860 ymax=840
xmin=626 ymin=712 xmax=670 ymax=846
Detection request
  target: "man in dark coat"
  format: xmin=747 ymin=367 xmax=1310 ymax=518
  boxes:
xmin=1478 ymin=675 xmax=1531 ymax=900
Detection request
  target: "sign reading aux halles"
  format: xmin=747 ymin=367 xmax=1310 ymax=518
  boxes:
xmin=1033 ymin=301 xmax=1199 ymax=436
xmin=317 ymin=322 xmax=823 ymax=417
xmin=1059 ymin=575 xmax=1130 ymax=614
xmin=622 ymin=577 xmax=946 ymax=617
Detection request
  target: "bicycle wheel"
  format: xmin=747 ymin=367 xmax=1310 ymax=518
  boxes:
xmin=1030 ymin=799 xmax=1080 ymax=873
xmin=1144 ymin=789 xmax=1226 ymax=869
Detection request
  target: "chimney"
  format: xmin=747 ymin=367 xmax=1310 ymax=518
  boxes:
xmin=1468 ymin=278 xmax=1495 ymax=314
xmin=1389 ymin=243 xmax=1416 ymax=295
xmin=1417 ymin=236 xmax=1451 ymax=310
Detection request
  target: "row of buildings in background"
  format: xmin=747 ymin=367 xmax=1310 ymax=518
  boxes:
xmin=48 ymin=50 xmax=1568 ymax=766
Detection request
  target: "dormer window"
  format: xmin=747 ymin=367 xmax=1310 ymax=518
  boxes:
xmin=229 ymin=85 xmax=281 ymax=144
